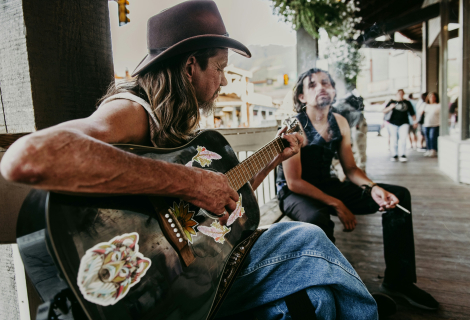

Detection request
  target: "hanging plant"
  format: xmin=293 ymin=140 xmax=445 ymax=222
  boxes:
xmin=270 ymin=0 xmax=363 ymax=88
xmin=270 ymin=0 xmax=361 ymax=39
xmin=324 ymin=38 xmax=363 ymax=88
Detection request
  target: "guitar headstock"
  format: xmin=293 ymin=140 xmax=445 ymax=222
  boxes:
xmin=283 ymin=117 xmax=303 ymax=135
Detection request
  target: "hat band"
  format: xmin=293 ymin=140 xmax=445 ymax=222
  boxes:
xmin=148 ymin=33 xmax=230 ymax=55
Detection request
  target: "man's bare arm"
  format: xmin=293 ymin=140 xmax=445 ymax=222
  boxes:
xmin=335 ymin=114 xmax=373 ymax=187
xmin=282 ymin=150 xmax=357 ymax=231
xmin=335 ymin=114 xmax=398 ymax=210
xmin=0 ymin=100 xmax=238 ymax=214
xmin=248 ymin=129 xmax=303 ymax=191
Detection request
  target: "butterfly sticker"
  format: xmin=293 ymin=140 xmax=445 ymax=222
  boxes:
xmin=185 ymin=146 xmax=222 ymax=167
xmin=198 ymin=221 xmax=231 ymax=244
xmin=227 ymin=194 xmax=245 ymax=226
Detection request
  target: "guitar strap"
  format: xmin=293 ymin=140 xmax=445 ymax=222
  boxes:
xmin=207 ymin=228 xmax=267 ymax=320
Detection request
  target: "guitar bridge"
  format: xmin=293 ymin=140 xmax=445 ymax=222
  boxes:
xmin=149 ymin=197 xmax=196 ymax=267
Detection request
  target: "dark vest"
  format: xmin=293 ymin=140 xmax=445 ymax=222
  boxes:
xmin=276 ymin=110 xmax=343 ymax=193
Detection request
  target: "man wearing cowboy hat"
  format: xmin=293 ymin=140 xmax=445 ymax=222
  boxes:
xmin=2 ymin=1 xmax=379 ymax=318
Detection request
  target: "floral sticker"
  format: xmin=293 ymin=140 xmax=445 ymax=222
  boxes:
xmin=185 ymin=146 xmax=222 ymax=167
xmin=170 ymin=201 xmax=198 ymax=243
xmin=77 ymin=233 xmax=151 ymax=306
xmin=198 ymin=221 xmax=231 ymax=244
xmin=227 ymin=194 xmax=245 ymax=226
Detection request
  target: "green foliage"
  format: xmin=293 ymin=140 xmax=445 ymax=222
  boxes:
xmin=270 ymin=0 xmax=360 ymax=39
xmin=324 ymin=39 xmax=363 ymax=89
xmin=270 ymin=0 xmax=363 ymax=88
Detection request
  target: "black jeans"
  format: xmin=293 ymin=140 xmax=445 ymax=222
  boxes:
xmin=279 ymin=179 xmax=417 ymax=285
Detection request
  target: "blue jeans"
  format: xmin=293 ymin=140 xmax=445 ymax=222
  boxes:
xmin=217 ymin=222 xmax=378 ymax=319
xmin=424 ymin=126 xmax=439 ymax=151
xmin=387 ymin=123 xmax=409 ymax=157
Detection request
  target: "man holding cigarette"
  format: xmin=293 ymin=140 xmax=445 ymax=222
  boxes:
xmin=276 ymin=68 xmax=438 ymax=311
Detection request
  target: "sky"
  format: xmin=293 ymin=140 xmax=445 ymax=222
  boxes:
xmin=109 ymin=0 xmax=297 ymax=76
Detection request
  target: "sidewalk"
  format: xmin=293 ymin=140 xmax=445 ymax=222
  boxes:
xmin=334 ymin=133 xmax=470 ymax=319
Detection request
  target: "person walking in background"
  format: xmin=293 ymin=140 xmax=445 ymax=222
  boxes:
xmin=407 ymin=93 xmax=418 ymax=150
xmin=415 ymin=93 xmax=428 ymax=152
xmin=383 ymin=89 xmax=417 ymax=162
xmin=420 ymin=92 xmax=441 ymax=157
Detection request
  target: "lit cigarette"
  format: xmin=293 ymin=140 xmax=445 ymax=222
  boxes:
xmin=396 ymin=204 xmax=410 ymax=214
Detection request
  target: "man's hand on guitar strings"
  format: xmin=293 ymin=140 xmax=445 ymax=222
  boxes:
xmin=277 ymin=127 xmax=304 ymax=162
xmin=181 ymin=168 xmax=238 ymax=219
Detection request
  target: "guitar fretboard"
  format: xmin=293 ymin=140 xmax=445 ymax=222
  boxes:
xmin=225 ymin=137 xmax=285 ymax=191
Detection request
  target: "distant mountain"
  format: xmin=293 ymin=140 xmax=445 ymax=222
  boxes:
xmin=228 ymin=44 xmax=296 ymax=82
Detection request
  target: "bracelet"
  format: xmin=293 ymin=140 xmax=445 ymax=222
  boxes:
xmin=367 ymin=182 xmax=378 ymax=189
xmin=361 ymin=182 xmax=377 ymax=198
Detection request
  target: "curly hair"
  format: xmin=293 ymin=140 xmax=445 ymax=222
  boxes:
xmin=293 ymin=68 xmax=336 ymax=113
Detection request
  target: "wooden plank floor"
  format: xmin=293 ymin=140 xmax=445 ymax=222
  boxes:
xmin=334 ymin=134 xmax=470 ymax=319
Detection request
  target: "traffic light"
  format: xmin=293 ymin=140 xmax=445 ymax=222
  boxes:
xmin=117 ymin=0 xmax=130 ymax=26
xmin=283 ymin=74 xmax=289 ymax=85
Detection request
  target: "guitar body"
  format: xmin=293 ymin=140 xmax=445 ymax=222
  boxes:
xmin=18 ymin=130 xmax=261 ymax=320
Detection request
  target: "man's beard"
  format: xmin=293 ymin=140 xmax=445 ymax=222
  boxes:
xmin=198 ymin=87 xmax=220 ymax=116
xmin=316 ymin=96 xmax=332 ymax=109
xmin=199 ymin=100 xmax=216 ymax=116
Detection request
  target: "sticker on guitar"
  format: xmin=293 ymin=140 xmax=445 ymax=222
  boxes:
xmin=198 ymin=222 xmax=231 ymax=244
xmin=185 ymin=146 xmax=222 ymax=167
xmin=197 ymin=193 xmax=244 ymax=243
xmin=227 ymin=194 xmax=245 ymax=226
xmin=77 ymin=232 xmax=151 ymax=306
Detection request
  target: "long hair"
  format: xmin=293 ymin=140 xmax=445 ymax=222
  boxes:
xmin=425 ymin=92 xmax=439 ymax=104
xmin=293 ymin=68 xmax=336 ymax=113
xmin=99 ymin=48 xmax=219 ymax=148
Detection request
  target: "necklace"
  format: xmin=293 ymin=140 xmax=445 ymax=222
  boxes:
xmin=303 ymin=108 xmax=332 ymax=141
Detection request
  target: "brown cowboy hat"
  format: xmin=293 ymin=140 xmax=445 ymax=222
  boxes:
xmin=132 ymin=0 xmax=251 ymax=76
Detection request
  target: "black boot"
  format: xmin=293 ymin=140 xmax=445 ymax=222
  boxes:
xmin=380 ymin=282 xmax=439 ymax=310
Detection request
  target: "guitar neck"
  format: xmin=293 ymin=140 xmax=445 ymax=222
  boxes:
xmin=225 ymin=137 xmax=286 ymax=191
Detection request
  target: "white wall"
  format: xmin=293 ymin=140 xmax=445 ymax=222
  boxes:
xmin=459 ymin=141 xmax=470 ymax=185
xmin=438 ymin=137 xmax=470 ymax=185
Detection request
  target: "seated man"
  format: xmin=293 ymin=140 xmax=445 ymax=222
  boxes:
xmin=1 ymin=1 xmax=378 ymax=319
xmin=276 ymin=68 xmax=438 ymax=311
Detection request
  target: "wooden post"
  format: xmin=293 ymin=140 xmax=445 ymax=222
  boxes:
xmin=459 ymin=0 xmax=470 ymax=140
xmin=0 ymin=0 xmax=115 ymax=316
xmin=296 ymin=27 xmax=318 ymax=75
xmin=0 ymin=0 xmax=114 ymax=133
xmin=422 ymin=21 xmax=428 ymax=93
xmin=439 ymin=0 xmax=449 ymax=135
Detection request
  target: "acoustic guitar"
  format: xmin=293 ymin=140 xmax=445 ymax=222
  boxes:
xmin=16 ymin=119 xmax=301 ymax=320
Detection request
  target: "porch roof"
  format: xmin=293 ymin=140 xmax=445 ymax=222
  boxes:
xmin=354 ymin=0 xmax=459 ymax=46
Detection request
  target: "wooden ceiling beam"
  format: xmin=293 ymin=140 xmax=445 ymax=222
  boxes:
xmin=357 ymin=3 xmax=440 ymax=44
xmin=363 ymin=41 xmax=422 ymax=51
xmin=358 ymin=0 xmax=423 ymax=26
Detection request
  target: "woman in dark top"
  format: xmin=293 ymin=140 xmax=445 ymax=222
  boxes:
xmin=383 ymin=89 xmax=417 ymax=162
xmin=276 ymin=68 xmax=438 ymax=311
